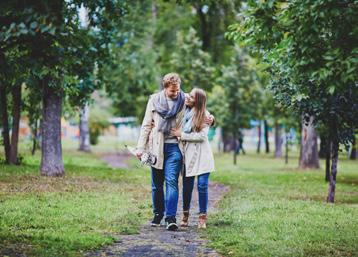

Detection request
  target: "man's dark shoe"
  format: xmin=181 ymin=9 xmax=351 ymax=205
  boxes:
xmin=151 ymin=214 xmax=163 ymax=227
xmin=165 ymin=217 xmax=178 ymax=231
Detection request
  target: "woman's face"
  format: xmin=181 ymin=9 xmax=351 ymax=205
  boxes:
xmin=185 ymin=90 xmax=195 ymax=108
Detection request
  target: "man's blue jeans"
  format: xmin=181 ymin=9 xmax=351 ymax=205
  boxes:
xmin=182 ymin=172 xmax=210 ymax=214
xmin=151 ymin=143 xmax=182 ymax=218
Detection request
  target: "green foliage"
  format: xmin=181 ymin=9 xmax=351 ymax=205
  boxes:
xmin=209 ymin=47 xmax=261 ymax=136
xmin=153 ymin=1 xmax=193 ymax=68
xmin=207 ymin=85 xmax=229 ymax=125
xmin=170 ymin=28 xmax=216 ymax=91
xmin=103 ymin=0 xmax=159 ymax=119
xmin=88 ymin=108 xmax=110 ymax=145
xmin=104 ymin=0 xmax=245 ymax=117
xmin=0 ymin=0 xmax=126 ymax=111
xmin=229 ymin=0 xmax=358 ymax=146
xmin=23 ymin=86 xmax=41 ymax=134
xmin=179 ymin=0 xmax=242 ymax=64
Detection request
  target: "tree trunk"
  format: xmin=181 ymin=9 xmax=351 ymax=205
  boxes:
xmin=31 ymin=119 xmax=40 ymax=156
xmin=151 ymin=0 xmax=157 ymax=23
xmin=9 ymin=84 xmax=21 ymax=164
xmin=299 ymin=116 xmax=319 ymax=169
xmin=233 ymin=132 xmax=237 ymax=165
xmin=319 ymin=135 xmax=326 ymax=158
xmin=195 ymin=4 xmax=211 ymax=51
xmin=264 ymin=120 xmax=269 ymax=153
xmin=325 ymin=139 xmax=331 ymax=182
xmin=150 ymin=1 xmax=157 ymax=49
xmin=274 ymin=121 xmax=282 ymax=158
xmin=78 ymin=104 xmax=91 ymax=152
xmin=327 ymin=140 xmax=339 ymax=203
xmin=0 ymin=82 xmax=10 ymax=163
xmin=256 ymin=121 xmax=261 ymax=153
xmin=350 ymin=136 xmax=357 ymax=160
xmin=40 ymin=82 xmax=64 ymax=176
xmin=285 ymin=132 xmax=289 ymax=164
xmin=217 ymin=127 xmax=223 ymax=152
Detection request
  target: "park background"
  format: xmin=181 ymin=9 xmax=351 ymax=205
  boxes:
xmin=0 ymin=1 xmax=357 ymax=257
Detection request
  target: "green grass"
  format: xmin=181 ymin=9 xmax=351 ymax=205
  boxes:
xmin=0 ymin=149 xmax=152 ymax=257
xmin=1 ymin=142 xmax=357 ymax=257
xmin=205 ymin=153 xmax=358 ymax=257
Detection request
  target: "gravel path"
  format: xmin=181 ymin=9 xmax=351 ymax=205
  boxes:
xmin=100 ymin=152 xmax=131 ymax=169
xmin=88 ymin=154 xmax=229 ymax=257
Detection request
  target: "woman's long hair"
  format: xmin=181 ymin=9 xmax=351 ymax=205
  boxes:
xmin=192 ymin=88 xmax=207 ymax=132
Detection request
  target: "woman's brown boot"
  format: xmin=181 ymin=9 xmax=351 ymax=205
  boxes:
xmin=180 ymin=211 xmax=189 ymax=227
xmin=198 ymin=214 xmax=207 ymax=229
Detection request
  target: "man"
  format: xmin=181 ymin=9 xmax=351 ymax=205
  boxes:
xmin=136 ymin=73 xmax=213 ymax=231
xmin=136 ymin=73 xmax=185 ymax=231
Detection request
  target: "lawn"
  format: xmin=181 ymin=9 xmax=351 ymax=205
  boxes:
xmin=0 ymin=148 xmax=152 ymax=257
xmin=1 ymin=141 xmax=357 ymax=257
xmin=206 ymin=153 xmax=358 ymax=257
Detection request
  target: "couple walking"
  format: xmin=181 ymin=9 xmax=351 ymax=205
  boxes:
xmin=136 ymin=73 xmax=215 ymax=231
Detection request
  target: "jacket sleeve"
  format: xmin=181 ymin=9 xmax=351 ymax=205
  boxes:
xmin=137 ymin=96 xmax=154 ymax=151
xmin=180 ymin=126 xmax=209 ymax=142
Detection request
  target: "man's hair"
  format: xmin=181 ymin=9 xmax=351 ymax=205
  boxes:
xmin=162 ymin=73 xmax=181 ymax=88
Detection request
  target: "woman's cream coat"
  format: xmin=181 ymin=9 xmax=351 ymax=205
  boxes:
xmin=180 ymin=120 xmax=215 ymax=177
xmin=136 ymin=92 xmax=184 ymax=170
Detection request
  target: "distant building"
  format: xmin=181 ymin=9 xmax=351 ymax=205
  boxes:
xmin=108 ymin=117 xmax=139 ymax=142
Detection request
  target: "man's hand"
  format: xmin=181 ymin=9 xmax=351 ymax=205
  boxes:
xmin=135 ymin=149 xmax=143 ymax=160
xmin=204 ymin=114 xmax=215 ymax=126
xmin=170 ymin=128 xmax=182 ymax=137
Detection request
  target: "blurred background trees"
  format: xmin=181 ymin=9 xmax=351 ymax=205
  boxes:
xmin=228 ymin=0 xmax=358 ymax=202
xmin=0 ymin=0 xmax=356 ymax=201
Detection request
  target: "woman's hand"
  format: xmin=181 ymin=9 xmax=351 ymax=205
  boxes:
xmin=170 ymin=128 xmax=182 ymax=137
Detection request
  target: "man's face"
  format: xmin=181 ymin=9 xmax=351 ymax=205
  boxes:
xmin=165 ymin=84 xmax=180 ymax=99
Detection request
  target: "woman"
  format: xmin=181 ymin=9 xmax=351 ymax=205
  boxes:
xmin=170 ymin=88 xmax=215 ymax=229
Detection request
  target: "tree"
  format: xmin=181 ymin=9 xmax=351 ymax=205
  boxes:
xmin=24 ymin=87 xmax=42 ymax=155
xmin=103 ymin=0 xmax=159 ymax=119
xmin=101 ymin=0 xmax=243 ymax=121
xmin=264 ymin=119 xmax=269 ymax=153
xmin=0 ymin=0 xmax=124 ymax=175
xmin=0 ymin=14 xmax=31 ymax=164
xmin=180 ymin=0 xmax=242 ymax=65
xmin=78 ymin=104 xmax=91 ymax=152
xmin=170 ymin=28 xmax=216 ymax=92
xmin=211 ymin=47 xmax=261 ymax=164
xmin=229 ymin=0 xmax=358 ymax=202
xmin=299 ymin=115 xmax=319 ymax=169
xmin=0 ymin=81 xmax=11 ymax=163
xmin=350 ymin=136 xmax=357 ymax=160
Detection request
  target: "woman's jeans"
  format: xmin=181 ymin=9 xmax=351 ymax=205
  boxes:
xmin=182 ymin=172 xmax=210 ymax=214
xmin=151 ymin=143 xmax=182 ymax=219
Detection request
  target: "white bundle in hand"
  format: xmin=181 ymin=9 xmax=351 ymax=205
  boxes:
xmin=125 ymin=145 xmax=157 ymax=166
